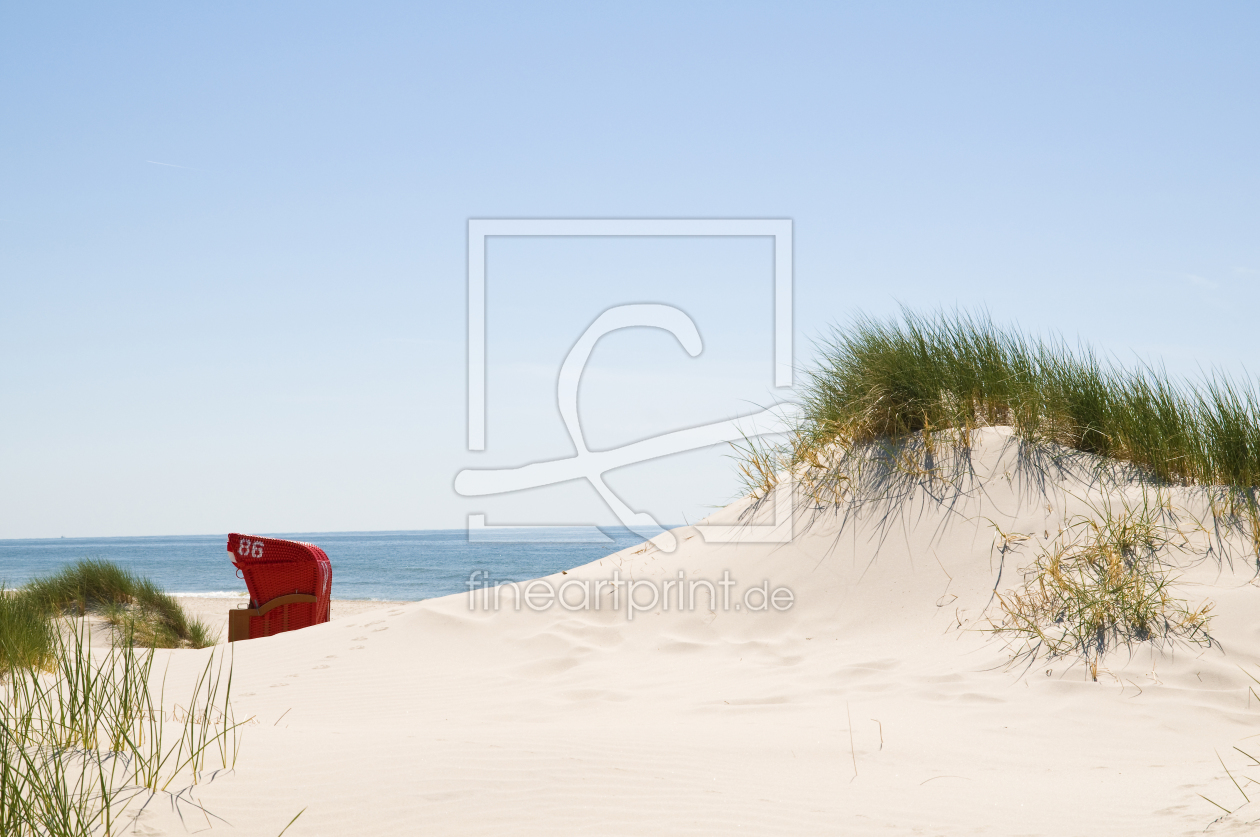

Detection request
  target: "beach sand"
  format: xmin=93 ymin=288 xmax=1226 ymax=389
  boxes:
xmin=124 ymin=428 xmax=1260 ymax=835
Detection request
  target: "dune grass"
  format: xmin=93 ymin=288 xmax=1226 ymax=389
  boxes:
xmin=2 ymin=562 xmax=235 ymax=835
xmin=788 ymin=307 xmax=1260 ymax=495
xmin=0 ymin=625 xmax=243 ymax=836
xmin=20 ymin=558 xmax=217 ymax=650
xmin=0 ymin=586 xmax=56 ymax=673
xmin=993 ymin=493 xmax=1214 ymax=666
xmin=747 ymin=307 xmax=1257 ymax=662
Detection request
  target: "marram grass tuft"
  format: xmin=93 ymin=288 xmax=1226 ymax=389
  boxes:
xmin=749 ymin=307 xmax=1260 ymax=663
xmin=790 ymin=307 xmax=1260 ymax=495
xmin=992 ymin=493 xmax=1213 ymax=666
xmin=19 ymin=558 xmax=218 ymax=649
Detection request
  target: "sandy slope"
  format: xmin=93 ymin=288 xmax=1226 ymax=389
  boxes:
xmin=129 ymin=429 xmax=1260 ymax=836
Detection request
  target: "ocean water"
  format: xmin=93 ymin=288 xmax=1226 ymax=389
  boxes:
xmin=0 ymin=528 xmax=654 ymax=601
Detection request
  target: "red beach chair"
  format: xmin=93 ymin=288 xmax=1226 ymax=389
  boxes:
xmin=226 ymin=533 xmax=332 ymax=642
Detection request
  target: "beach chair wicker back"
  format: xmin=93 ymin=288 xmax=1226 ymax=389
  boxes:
xmin=226 ymin=533 xmax=332 ymax=641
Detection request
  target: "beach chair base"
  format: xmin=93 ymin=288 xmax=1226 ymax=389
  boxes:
xmin=228 ymin=593 xmax=319 ymax=642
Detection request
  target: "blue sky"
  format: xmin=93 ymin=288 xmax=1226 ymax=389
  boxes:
xmin=2 ymin=3 xmax=1258 ymax=538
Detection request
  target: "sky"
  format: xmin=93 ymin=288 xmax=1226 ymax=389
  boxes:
xmin=2 ymin=2 xmax=1259 ymax=539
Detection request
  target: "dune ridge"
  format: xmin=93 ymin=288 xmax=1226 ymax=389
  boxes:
xmin=131 ymin=429 xmax=1260 ymax=835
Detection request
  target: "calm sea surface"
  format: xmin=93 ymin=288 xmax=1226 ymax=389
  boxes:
xmin=0 ymin=528 xmax=654 ymax=601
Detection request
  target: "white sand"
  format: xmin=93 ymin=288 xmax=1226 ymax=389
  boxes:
xmin=126 ymin=429 xmax=1260 ymax=835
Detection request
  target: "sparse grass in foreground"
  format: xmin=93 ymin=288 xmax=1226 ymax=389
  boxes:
xmin=21 ymin=558 xmax=217 ymax=649
xmin=0 ymin=625 xmax=244 ymax=837
xmin=992 ymin=494 xmax=1213 ymax=666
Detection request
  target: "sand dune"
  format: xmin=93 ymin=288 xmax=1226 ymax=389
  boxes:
xmin=132 ymin=429 xmax=1260 ymax=835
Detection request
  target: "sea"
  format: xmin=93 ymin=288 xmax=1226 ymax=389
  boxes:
xmin=0 ymin=528 xmax=656 ymax=602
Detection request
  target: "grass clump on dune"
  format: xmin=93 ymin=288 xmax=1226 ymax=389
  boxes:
xmin=749 ymin=307 xmax=1253 ymax=663
xmin=790 ymin=307 xmax=1260 ymax=494
xmin=19 ymin=558 xmax=217 ymax=650
xmin=994 ymin=494 xmax=1213 ymax=666
xmin=0 ymin=587 xmax=56 ymax=673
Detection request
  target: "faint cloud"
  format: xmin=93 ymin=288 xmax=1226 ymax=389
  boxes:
xmin=1231 ymin=266 xmax=1260 ymax=276
xmin=145 ymin=160 xmax=197 ymax=170
xmin=1185 ymin=274 xmax=1218 ymax=289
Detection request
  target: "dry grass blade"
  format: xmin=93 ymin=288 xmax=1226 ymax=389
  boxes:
xmin=729 ymin=433 xmax=785 ymax=501
xmin=277 ymin=806 xmax=308 ymax=837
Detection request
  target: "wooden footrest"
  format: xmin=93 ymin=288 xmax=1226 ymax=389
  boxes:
xmin=228 ymin=594 xmax=319 ymax=642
